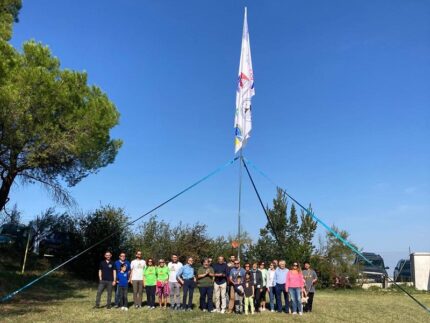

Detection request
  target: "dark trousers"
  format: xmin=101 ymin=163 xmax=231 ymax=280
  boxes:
xmin=275 ymin=283 xmax=289 ymax=313
xmin=114 ymin=284 xmax=120 ymax=306
xmin=118 ymin=286 xmax=128 ymax=307
xmin=146 ymin=285 xmax=156 ymax=307
xmin=95 ymin=280 xmax=113 ymax=307
xmin=304 ymin=292 xmax=314 ymax=312
xmin=199 ymin=286 xmax=214 ymax=311
xmin=254 ymin=288 xmax=261 ymax=311
xmin=182 ymin=279 xmax=195 ymax=309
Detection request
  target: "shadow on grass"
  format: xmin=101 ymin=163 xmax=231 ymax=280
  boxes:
xmin=0 ymin=270 xmax=87 ymax=318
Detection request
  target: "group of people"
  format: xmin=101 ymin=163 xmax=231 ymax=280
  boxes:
xmin=95 ymin=250 xmax=318 ymax=316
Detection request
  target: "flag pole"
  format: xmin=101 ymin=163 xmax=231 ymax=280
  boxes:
xmin=234 ymin=6 xmax=253 ymax=261
xmin=237 ymin=149 xmax=243 ymax=261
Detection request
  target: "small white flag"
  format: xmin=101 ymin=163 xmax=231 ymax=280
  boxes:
xmin=234 ymin=7 xmax=255 ymax=154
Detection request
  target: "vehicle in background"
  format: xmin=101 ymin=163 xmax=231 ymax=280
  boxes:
xmin=0 ymin=223 xmax=29 ymax=249
xmin=354 ymin=252 xmax=389 ymax=284
xmin=393 ymin=259 xmax=411 ymax=282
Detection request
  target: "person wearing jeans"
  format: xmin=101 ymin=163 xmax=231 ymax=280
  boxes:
xmin=95 ymin=251 xmax=116 ymax=309
xmin=167 ymin=254 xmax=183 ymax=310
xmin=266 ymin=262 xmax=276 ymax=311
xmin=177 ymin=257 xmax=196 ymax=311
xmin=197 ymin=258 xmax=214 ymax=312
xmin=213 ymin=256 xmax=228 ymax=313
xmin=285 ymin=261 xmax=304 ymax=315
xmin=274 ymin=260 xmax=289 ymax=313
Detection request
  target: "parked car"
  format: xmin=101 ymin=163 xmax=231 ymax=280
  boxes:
xmin=0 ymin=223 xmax=29 ymax=248
xmin=393 ymin=259 xmax=411 ymax=282
xmin=354 ymin=252 xmax=389 ymax=283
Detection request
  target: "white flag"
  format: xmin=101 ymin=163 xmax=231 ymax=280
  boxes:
xmin=234 ymin=7 xmax=255 ymax=154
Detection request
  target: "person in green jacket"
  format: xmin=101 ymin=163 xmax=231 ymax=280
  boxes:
xmin=156 ymin=259 xmax=170 ymax=309
xmin=197 ymin=258 xmax=215 ymax=312
xmin=143 ymin=258 xmax=157 ymax=309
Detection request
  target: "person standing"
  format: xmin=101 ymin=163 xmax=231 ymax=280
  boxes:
xmin=266 ymin=262 xmax=277 ymax=312
xmin=114 ymin=252 xmax=130 ymax=308
xmin=286 ymin=262 xmax=304 ymax=315
xmin=228 ymin=260 xmax=246 ymax=313
xmin=177 ymin=257 xmax=196 ymax=311
xmin=95 ymin=251 xmax=116 ymax=309
xmin=156 ymin=259 xmax=170 ymax=309
xmin=243 ymin=272 xmax=255 ymax=315
xmin=226 ymin=255 xmax=236 ymax=312
xmin=258 ymin=262 xmax=268 ymax=312
xmin=143 ymin=258 xmax=157 ymax=309
xmin=197 ymin=258 xmax=215 ymax=312
xmin=274 ymin=260 xmax=289 ymax=313
xmin=130 ymin=250 xmax=146 ymax=308
xmin=249 ymin=262 xmax=263 ymax=312
xmin=117 ymin=263 xmax=129 ymax=311
xmin=213 ymin=256 xmax=228 ymax=313
xmin=302 ymin=261 xmax=318 ymax=313
xmin=167 ymin=254 xmax=183 ymax=310
xmin=233 ymin=275 xmax=245 ymax=314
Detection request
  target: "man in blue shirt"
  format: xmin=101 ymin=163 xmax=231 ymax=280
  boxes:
xmin=228 ymin=260 xmax=246 ymax=313
xmin=274 ymin=260 xmax=289 ymax=313
xmin=177 ymin=257 xmax=196 ymax=311
xmin=114 ymin=252 xmax=130 ymax=308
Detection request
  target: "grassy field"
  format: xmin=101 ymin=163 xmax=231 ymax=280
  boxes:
xmin=1 ymin=271 xmax=430 ymax=323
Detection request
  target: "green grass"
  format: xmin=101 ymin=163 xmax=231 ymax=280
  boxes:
xmin=1 ymin=271 xmax=430 ymax=322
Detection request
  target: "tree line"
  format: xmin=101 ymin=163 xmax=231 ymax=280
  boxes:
xmin=1 ymin=187 xmax=360 ymax=287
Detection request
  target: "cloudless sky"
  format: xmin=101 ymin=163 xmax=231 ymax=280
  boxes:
xmin=8 ymin=0 xmax=430 ymax=272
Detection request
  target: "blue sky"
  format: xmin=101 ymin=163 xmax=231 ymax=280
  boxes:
xmin=8 ymin=0 xmax=430 ymax=271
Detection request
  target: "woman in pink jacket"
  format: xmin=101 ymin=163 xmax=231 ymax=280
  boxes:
xmin=285 ymin=262 xmax=304 ymax=315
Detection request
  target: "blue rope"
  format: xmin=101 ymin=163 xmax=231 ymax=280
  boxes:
xmin=0 ymin=157 xmax=238 ymax=303
xmin=244 ymin=157 xmax=430 ymax=314
xmin=244 ymin=157 xmax=371 ymax=266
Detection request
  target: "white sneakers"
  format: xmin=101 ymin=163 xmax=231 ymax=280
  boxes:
xmin=120 ymin=307 xmax=128 ymax=311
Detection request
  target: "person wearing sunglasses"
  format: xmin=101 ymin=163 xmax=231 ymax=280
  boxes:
xmin=228 ymin=260 xmax=245 ymax=313
xmin=143 ymin=258 xmax=156 ymax=309
xmin=285 ymin=262 xmax=305 ymax=315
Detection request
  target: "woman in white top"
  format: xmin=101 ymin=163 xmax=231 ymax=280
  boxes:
xmin=266 ymin=262 xmax=277 ymax=312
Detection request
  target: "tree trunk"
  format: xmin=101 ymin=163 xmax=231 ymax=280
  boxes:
xmin=0 ymin=173 xmax=16 ymax=211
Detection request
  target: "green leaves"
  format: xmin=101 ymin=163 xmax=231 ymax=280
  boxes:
xmin=0 ymin=40 xmax=122 ymax=209
xmin=0 ymin=0 xmax=22 ymax=41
